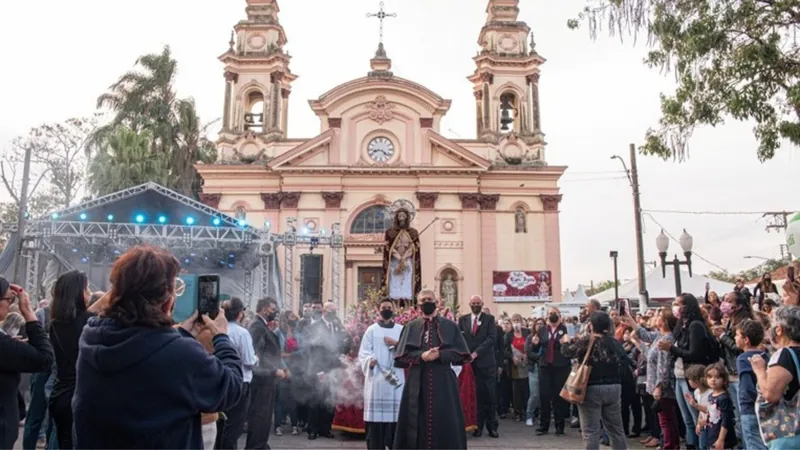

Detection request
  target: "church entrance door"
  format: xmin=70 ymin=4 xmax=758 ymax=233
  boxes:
xmin=357 ymin=267 xmax=383 ymax=301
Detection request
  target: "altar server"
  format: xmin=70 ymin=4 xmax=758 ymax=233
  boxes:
xmin=358 ymin=299 xmax=405 ymax=449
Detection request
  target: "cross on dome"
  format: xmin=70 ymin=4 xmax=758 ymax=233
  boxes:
xmin=366 ymin=1 xmax=397 ymax=45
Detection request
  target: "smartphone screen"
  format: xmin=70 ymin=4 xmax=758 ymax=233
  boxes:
xmin=197 ymin=275 xmax=221 ymax=319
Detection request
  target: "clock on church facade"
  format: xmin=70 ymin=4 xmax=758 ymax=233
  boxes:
xmin=196 ymin=0 xmax=566 ymax=317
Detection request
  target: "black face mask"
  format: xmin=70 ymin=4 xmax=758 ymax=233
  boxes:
xmin=548 ymin=313 xmax=559 ymax=324
xmin=266 ymin=312 xmax=277 ymax=322
xmin=470 ymin=305 xmax=482 ymax=314
xmin=288 ymin=319 xmax=298 ymax=328
xmin=312 ymin=310 xmax=322 ymax=319
xmin=421 ymin=302 xmax=437 ymax=316
xmin=325 ymin=311 xmax=337 ymax=321
xmin=380 ymin=309 xmax=394 ymax=320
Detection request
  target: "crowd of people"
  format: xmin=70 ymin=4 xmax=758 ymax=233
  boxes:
xmin=1 ymin=244 xmax=800 ymax=450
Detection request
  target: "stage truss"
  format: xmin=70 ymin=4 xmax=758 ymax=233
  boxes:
xmin=13 ymin=182 xmax=344 ymax=309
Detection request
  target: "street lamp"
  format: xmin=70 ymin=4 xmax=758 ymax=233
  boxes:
xmin=609 ymin=251 xmax=620 ymax=301
xmin=656 ymin=229 xmax=694 ymax=296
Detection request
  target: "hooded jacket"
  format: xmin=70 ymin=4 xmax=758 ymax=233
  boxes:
xmin=73 ymin=317 xmax=243 ymax=449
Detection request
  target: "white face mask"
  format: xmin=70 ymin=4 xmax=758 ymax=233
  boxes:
xmin=513 ymin=323 xmax=522 ymax=331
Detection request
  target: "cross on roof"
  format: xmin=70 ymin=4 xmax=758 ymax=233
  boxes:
xmin=366 ymin=1 xmax=396 ymax=44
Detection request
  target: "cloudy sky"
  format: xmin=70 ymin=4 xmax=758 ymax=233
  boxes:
xmin=0 ymin=0 xmax=797 ymax=290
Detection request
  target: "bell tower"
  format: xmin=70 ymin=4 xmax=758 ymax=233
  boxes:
xmin=217 ymin=0 xmax=297 ymax=159
xmin=468 ymin=0 xmax=544 ymax=146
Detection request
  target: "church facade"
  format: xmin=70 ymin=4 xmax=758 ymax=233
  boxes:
xmin=196 ymin=0 xmax=566 ymax=316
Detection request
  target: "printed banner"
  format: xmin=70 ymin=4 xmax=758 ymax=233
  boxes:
xmin=492 ymin=270 xmax=553 ymax=302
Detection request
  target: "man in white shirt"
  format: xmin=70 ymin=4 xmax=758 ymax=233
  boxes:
xmin=220 ymin=298 xmax=257 ymax=449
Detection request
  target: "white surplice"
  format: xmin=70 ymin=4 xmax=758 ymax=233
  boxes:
xmin=358 ymin=322 xmax=405 ymax=423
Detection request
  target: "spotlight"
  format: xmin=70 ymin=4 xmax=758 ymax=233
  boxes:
xmin=81 ymin=256 xmax=89 ymax=264
xmin=107 ymin=214 xmax=114 ymax=221
xmin=264 ymin=220 xmax=271 ymax=229
xmin=51 ymin=212 xmax=59 ymax=219
xmin=79 ymin=213 xmax=88 ymax=221
xmin=320 ymin=229 xmax=326 ymax=235
xmin=212 ymin=217 xmax=222 ymax=226
xmin=302 ymin=227 xmax=308 ymax=235
xmin=135 ymin=214 xmax=145 ymax=224
xmin=237 ymin=219 xmax=247 ymax=227
xmin=185 ymin=217 xmax=196 ymax=226
xmin=158 ymin=215 xmax=167 ymax=224
xmin=184 ymin=258 xmax=191 ymax=264
xmin=72 ymin=248 xmax=78 ymax=253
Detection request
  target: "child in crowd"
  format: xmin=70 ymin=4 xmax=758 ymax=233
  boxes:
xmin=685 ymin=364 xmax=711 ymax=450
xmin=704 ymin=363 xmax=738 ymax=450
xmin=734 ymin=319 xmax=769 ymax=450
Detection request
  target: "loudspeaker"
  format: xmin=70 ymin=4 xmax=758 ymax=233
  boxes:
xmin=300 ymin=254 xmax=323 ymax=305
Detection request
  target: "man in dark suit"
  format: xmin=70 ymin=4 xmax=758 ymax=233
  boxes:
xmin=246 ymin=297 xmax=285 ymax=450
xmin=458 ymin=295 xmax=499 ymax=438
xmin=304 ymin=300 xmax=348 ymax=440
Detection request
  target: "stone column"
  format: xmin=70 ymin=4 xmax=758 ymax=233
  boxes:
xmin=223 ymin=72 xmax=238 ymax=131
xmin=415 ymin=192 xmax=438 ymax=289
xmin=474 ymin=90 xmax=483 ymax=134
xmin=481 ymin=74 xmax=493 ymax=133
xmin=479 ymin=194 xmax=500 ymax=305
xmin=345 ymin=261 xmax=355 ymax=309
xmin=270 ymin=72 xmax=283 ymax=131
xmin=281 ymin=88 xmax=290 ymax=134
xmin=528 ymin=73 xmax=541 ymax=134
xmin=541 ymin=194 xmax=563 ymax=301
xmin=459 ymin=193 xmax=482 ymax=300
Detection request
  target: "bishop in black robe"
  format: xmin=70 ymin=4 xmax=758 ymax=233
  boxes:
xmin=393 ymin=314 xmax=471 ymax=449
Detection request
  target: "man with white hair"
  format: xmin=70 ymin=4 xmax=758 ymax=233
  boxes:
xmin=457 ymin=295 xmax=499 ymax=438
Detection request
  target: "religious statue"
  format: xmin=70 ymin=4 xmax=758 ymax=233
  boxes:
xmin=440 ymin=273 xmax=458 ymax=309
xmin=537 ymin=272 xmax=551 ymax=299
xmin=382 ymin=200 xmax=421 ymax=305
xmin=515 ymin=208 xmax=527 ymax=233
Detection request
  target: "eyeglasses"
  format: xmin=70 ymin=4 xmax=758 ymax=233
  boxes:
xmin=174 ymin=278 xmax=186 ymax=297
xmin=420 ymin=298 xmax=433 ymax=302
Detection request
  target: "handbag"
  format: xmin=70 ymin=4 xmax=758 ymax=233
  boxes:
xmin=560 ymin=334 xmax=597 ymax=405
xmin=756 ymin=348 xmax=800 ymax=443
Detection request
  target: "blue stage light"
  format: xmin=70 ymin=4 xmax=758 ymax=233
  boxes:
xmin=237 ymin=219 xmax=247 ymax=227
xmin=158 ymin=215 xmax=167 ymax=224
xmin=264 ymin=220 xmax=271 ymax=229
xmin=51 ymin=212 xmax=59 ymax=219
xmin=184 ymin=258 xmax=190 ymax=264
xmin=212 ymin=217 xmax=222 ymax=226
xmin=302 ymin=227 xmax=308 ymax=235
xmin=135 ymin=214 xmax=145 ymax=223
xmin=79 ymin=213 xmax=88 ymax=221
xmin=185 ymin=217 xmax=196 ymax=226
xmin=80 ymin=257 xmax=89 ymax=264
xmin=71 ymin=248 xmax=78 ymax=253
xmin=107 ymin=214 xmax=114 ymax=221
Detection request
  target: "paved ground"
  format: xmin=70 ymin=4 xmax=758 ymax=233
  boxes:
xmin=18 ymin=418 xmax=648 ymax=449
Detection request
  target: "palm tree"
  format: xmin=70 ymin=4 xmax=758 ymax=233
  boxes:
xmin=88 ymin=126 xmax=171 ymax=197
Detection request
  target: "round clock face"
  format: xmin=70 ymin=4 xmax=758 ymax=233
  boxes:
xmin=367 ymin=137 xmax=395 ymax=163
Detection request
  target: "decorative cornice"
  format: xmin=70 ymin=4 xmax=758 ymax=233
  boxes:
xmin=198 ymin=193 xmax=222 ymax=209
xmin=541 ymin=194 xmax=563 ymax=212
xmin=479 ymin=194 xmax=500 ymax=210
xmin=526 ymin=73 xmax=540 ymax=84
xmin=270 ymin=71 xmax=285 ymax=83
xmin=459 ymin=193 xmax=481 ymax=210
xmin=328 ymin=117 xmax=342 ymax=128
xmin=224 ymin=71 xmax=239 ymax=83
xmin=434 ymin=241 xmax=464 ymax=249
xmin=480 ymin=72 xmax=494 ymax=84
xmin=321 ymin=192 xmax=344 ymax=209
xmin=415 ymin=192 xmax=439 ymax=209
xmin=261 ymin=192 xmax=282 ymax=210
xmin=281 ymin=192 xmax=301 ymax=209
xmin=419 ymin=118 xmax=434 ymax=128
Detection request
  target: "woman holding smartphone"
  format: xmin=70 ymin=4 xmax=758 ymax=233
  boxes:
xmin=0 ymin=278 xmax=55 ymax=449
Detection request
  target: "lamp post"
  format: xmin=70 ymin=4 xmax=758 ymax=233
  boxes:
xmin=656 ymin=229 xmax=694 ymax=296
xmin=609 ymin=250 xmax=620 ymax=301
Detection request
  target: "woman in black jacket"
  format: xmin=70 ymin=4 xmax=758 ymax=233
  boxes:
xmin=658 ymin=293 xmax=717 ymax=450
xmin=530 ymin=307 xmax=571 ymax=436
xmin=715 ymin=290 xmax=752 ymax=439
xmin=0 ymin=278 xmax=55 ymax=449
xmin=561 ymin=312 xmax=628 ymax=449
xmin=48 ymin=270 xmax=94 ymax=450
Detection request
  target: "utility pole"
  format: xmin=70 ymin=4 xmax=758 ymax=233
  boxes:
xmin=12 ymin=144 xmax=33 ymax=284
xmin=611 ymin=144 xmax=648 ymax=309
xmin=763 ymin=211 xmax=793 ymax=261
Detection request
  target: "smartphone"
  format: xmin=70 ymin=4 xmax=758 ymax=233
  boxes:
xmin=197 ymin=275 xmax=221 ymax=319
xmin=9 ymin=284 xmax=23 ymax=295
xmin=619 ymin=299 xmax=631 ymax=316
xmin=789 ymin=266 xmax=796 ymax=282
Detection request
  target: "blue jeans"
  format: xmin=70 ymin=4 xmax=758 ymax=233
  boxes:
xmin=675 ymin=378 xmax=699 ymax=447
xmin=526 ymin=368 xmax=539 ymax=421
xmin=698 ymin=427 xmax=708 ymax=450
xmin=769 ymin=435 xmax=800 ymax=449
xmin=22 ymin=372 xmax=49 ymax=450
xmin=740 ymin=414 xmax=767 ymax=450
xmin=729 ymin=380 xmax=742 ymax=439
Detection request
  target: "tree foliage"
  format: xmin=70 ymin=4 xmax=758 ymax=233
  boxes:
xmin=90 ymin=45 xmax=217 ymax=197
xmin=707 ymin=258 xmax=788 ymax=283
xmin=569 ymin=0 xmax=800 ymax=161
xmin=585 ymin=279 xmax=620 ymax=296
xmin=88 ymin=127 xmax=172 ymax=197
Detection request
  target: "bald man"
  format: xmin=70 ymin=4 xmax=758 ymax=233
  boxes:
xmin=458 ymin=295 xmax=499 ymax=438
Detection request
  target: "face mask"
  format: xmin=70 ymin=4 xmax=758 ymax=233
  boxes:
xmin=312 ymin=310 xmax=322 ymax=319
xmin=719 ymin=302 xmax=734 ymax=316
xmin=380 ymin=309 xmax=394 ymax=320
xmin=288 ymin=319 xmax=298 ymax=328
xmin=325 ymin=311 xmax=337 ymax=321
xmin=548 ymin=313 xmax=559 ymax=324
xmin=266 ymin=312 xmax=277 ymax=322
xmin=421 ymin=302 xmax=437 ymax=316
xmin=513 ymin=323 xmax=522 ymax=331
xmin=672 ymin=306 xmax=682 ymax=320
xmin=471 ymin=305 xmax=482 ymax=314
xmin=765 ymin=278 xmax=771 ymax=283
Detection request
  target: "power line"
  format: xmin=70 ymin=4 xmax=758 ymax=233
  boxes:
xmin=643 ymin=209 xmax=799 ymax=216
xmin=643 ymin=213 xmax=729 ymax=273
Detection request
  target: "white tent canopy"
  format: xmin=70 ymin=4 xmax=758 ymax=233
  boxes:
xmin=590 ymin=268 xmax=736 ymax=302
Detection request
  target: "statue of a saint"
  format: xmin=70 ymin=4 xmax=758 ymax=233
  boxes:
xmin=440 ymin=273 xmax=457 ymax=309
xmin=515 ymin=208 xmax=527 ymax=233
xmin=382 ymin=205 xmax=421 ymax=305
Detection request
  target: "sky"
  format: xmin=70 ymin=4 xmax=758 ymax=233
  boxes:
xmin=0 ymin=0 xmax=797 ymax=290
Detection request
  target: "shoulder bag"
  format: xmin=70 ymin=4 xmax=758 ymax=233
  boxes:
xmin=560 ymin=334 xmax=597 ymax=404
xmin=757 ymin=348 xmax=800 ymax=443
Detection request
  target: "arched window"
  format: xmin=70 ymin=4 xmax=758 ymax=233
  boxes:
xmin=350 ymin=205 xmax=393 ymax=234
xmin=499 ymin=92 xmax=519 ymax=133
